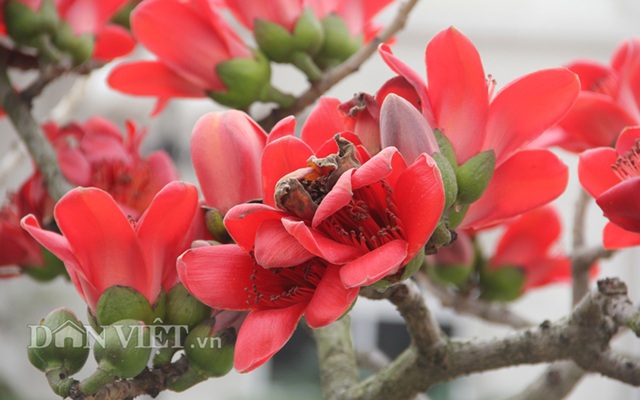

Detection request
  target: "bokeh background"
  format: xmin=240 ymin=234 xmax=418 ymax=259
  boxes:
xmin=1 ymin=0 xmax=640 ymax=398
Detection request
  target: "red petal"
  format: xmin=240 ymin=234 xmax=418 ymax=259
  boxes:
xmin=339 ymin=239 xmax=408 ymax=287
xmin=485 ymin=68 xmax=580 ymax=164
xmin=566 ymin=61 xmax=612 ymax=91
xmin=224 ymin=203 xmax=288 ymax=252
xmin=300 ymin=97 xmax=346 ymax=152
xmin=235 ymin=303 xmax=306 ymax=372
xmin=136 ymin=182 xmax=199 ymax=291
xmin=92 ymin=24 xmax=136 ymax=61
xmin=462 ymin=149 xmax=568 ymax=230
xmin=426 ymin=27 xmax=488 ymax=164
xmin=313 ymin=170 xmax=354 ymax=228
xmin=108 ymin=61 xmax=205 ymax=98
xmin=191 ymin=111 xmax=266 ymax=213
xmin=53 ymin=188 xmax=153 ymax=303
xmin=177 ymin=244 xmax=254 ymax=310
xmin=282 ymin=219 xmax=364 ymax=263
xmin=261 ymin=136 xmax=313 ymax=207
xmin=603 ymin=222 xmax=640 ymax=249
xmin=306 ymin=266 xmax=358 ymax=328
xmin=268 ymin=116 xmax=296 ymax=144
xmin=254 ymin=219 xmax=315 ymax=268
xmin=351 ymin=147 xmax=406 ymax=189
xmin=492 ymin=206 xmax=560 ymax=267
xmin=393 ymin=153 xmax=445 ymax=260
xmin=597 ymin=178 xmax=640 ymax=232
xmin=615 ymin=126 xmax=640 ymax=154
xmin=578 ymin=148 xmax=620 ymax=198
xmin=524 ymin=257 xmax=571 ymax=290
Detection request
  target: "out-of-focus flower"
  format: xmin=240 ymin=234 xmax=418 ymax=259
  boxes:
xmin=579 ymin=126 xmax=640 ymax=249
xmin=108 ymin=0 xmax=279 ymax=115
xmin=178 ymin=244 xmax=358 ymax=372
xmin=378 ymin=26 xmax=579 ymax=230
xmin=22 ymin=182 xmax=200 ymax=312
xmin=538 ymin=38 xmax=640 ymax=152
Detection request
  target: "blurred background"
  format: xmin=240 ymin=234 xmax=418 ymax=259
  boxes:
xmin=1 ymin=0 xmax=640 ymax=398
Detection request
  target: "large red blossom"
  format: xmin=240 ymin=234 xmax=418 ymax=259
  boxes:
xmin=108 ymin=0 xmax=254 ymax=114
xmin=22 ymin=182 xmax=200 ymax=311
xmin=538 ymin=38 xmax=640 ymax=152
xmin=579 ymin=126 xmax=640 ymax=249
xmin=178 ymin=244 xmax=358 ymax=372
xmin=377 ymin=26 xmax=579 ymax=230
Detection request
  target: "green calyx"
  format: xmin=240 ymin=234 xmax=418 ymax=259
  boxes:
xmin=369 ymin=249 xmax=425 ymax=291
xmin=165 ymin=283 xmax=211 ymax=331
xmin=24 ymin=247 xmax=67 ymax=282
xmin=314 ymin=14 xmax=362 ymax=70
xmin=94 ymin=286 xmax=165 ymax=328
xmin=93 ymin=319 xmax=151 ymax=379
xmin=204 ymin=207 xmax=232 ymax=243
xmin=455 ymin=150 xmax=496 ymax=205
xmin=184 ymin=320 xmax=236 ymax=377
xmin=479 ymin=265 xmax=526 ymax=302
xmin=432 ymin=152 xmax=458 ymax=209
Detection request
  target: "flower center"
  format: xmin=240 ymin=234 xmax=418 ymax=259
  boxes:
xmin=318 ymin=180 xmax=406 ymax=252
xmin=245 ymin=257 xmax=325 ymax=309
xmin=612 ymin=139 xmax=640 ymax=181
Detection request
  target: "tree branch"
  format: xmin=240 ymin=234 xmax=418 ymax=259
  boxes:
xmin=571 ymin=188 xmax=592 ymax=306
xmin=505 ymin=361 xmax=584 ymax=400
xmin=258 ymin=0 xmax=421 ymax=129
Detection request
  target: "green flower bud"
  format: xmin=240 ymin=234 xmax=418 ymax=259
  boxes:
xmin=255 ymin=9 xmax=323 ymax=60
xmin=4 ymin=0 xmax=59 ymax=44
xmin=93 ymin=319 xmax=151 ymax=378
xmin=95 ymin=286 xmax=164 ymax=327
xmin=28 ymin=308 xmax=89 ymax=375
xmin=426 ymin=222 xmax=453 ymax=252
xmin=314 ymin=14 xmax=362 ymax=69
xmin=204 ymin=207 xmax=231 ymax=243
xmin=184 ymin=320 xmax=235 ymax=377
xmin=480 ymin=265 xmax=526 ymax=302
xmin=433 ymin=129 xmax=459 ymax=170
xmin=432 ymin=152 xmax=458 ymax=209
xmin=428 ymin=264 xmax=473 ymax=288
xmin=165 ymin=283 xmax=211 ymax=331
xmin=455 ymin=150 xmax=496 ymax=205
xmin=52 ymin=23 xmax=94 ymax=65
xmin=210 ymin=51 xmax=293 ymax=110
xmin=448 ymin=204 xmax=469 ymax=230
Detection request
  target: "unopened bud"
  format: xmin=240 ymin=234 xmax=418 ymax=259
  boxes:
xmin=204 ymin=207 xmax=231 ymax=243
xmin=93 ymin=319 xmax=151 ymax=378
xmin=314 ymin=14 xmax=362 ymax=69
xmin=480 ymin=265 xmax=526 ymax=302
xmin=4 ymin=0 xmax=59 ymax=44
xmin=28 ymin=308 xmax=89 ymax=375
xmin=165 ymin=283 xmax=211 ymax=331
xmin=184 ymin=320 xmax=235 ymax=377
xmin=455 ymin=150 xmax=495 ymax=205
xmin=425 ymin=232 xmax=475 ymax=288
xmin=52 ymin=23 xmax=94 ymax=65
xmin=95 ymin=286 xmax=164 ymax=327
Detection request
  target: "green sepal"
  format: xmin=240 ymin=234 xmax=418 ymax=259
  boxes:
xmin=425 ymin=222 xmax=453 ymax=252
xmin=314 ymin=14 xmax=362 ymax=69
xmin=369 ymin=249 xmax=425 ymax=291
xmin=448 ymin=204 xmax=469 ymax=230
xmin=27 ymin=308 xmax=89 ymax=375
xmin=4 ymin=0 xmax=59 ymax=44
xmin=95 ymin=286 xmax=164 ymax=327
xmin=433 ymin=129 xmax=458 ymax=169
xmin=209 ymin=50 xmax=273 ymax=110
xmin=204 ymin=207 xmax=231 ymax=243
xmin=455 ymin=150 xmax=496 ymax=205
xmin=432 ymin=152 xmax=458 ymax=209
xmin=184 ymin=320 xmax=235 ymax=377
xmin=93 ymin=319 xmax=151 ymax=379
xmin=24 ymin=247 xmax=68 ymax=282
xmin=52 ymin=23 xmax=94 ymax=65
xmin=165 ymin=283 xmax=211 ymax=331
xmin=479 ymin=265 xmax=526 ymax=302
xmin=428 ymin=263 xmax=473 ymax=288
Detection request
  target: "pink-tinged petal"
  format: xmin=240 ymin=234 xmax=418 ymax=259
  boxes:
xmin=53 ymin=187 xmax=152 ymax=303
xmin=312 ymin=170 xmax=354 ymax=228
xmin=378 ymin=43 xmax=435 ymax=127
xmin=524 ymin=257 xmax=571 ymax=290
xmin=578 ymin=148 xmax=620 ymax=198
xmin=267 ymin=116 xmax=296 ymax=144
xmin=137 ymin=182 xmax=199 ymax=291
xmin=492 ymin=207 xmax=560 ymax=267
xmin=108 ymin=61 xmax=206 ymax=98
xmin=380 ymin=94 xmax=438 ymax=162
xmin=462 ymin=149 xmax=568 ymax=230
xmin=603 ymin=222 xmax=640 ymax=250
xmin=554 ymin=93 xmax=637 ymax=152
xmin=92 ymin=24 xmax=136 ymax=61
xmin=485 ymin=68 xmax=580 ymax=164
xmin=224 ymin=203 xmax=288 ymax=252
xmin=21 ymin=215 xmax=96 ymax=307
xmin=235 ymin=303 xmax=307 ymax=372
xmin=59 ymin=0 xmax=129 ymax=34
xmin=393 ymin=153 xmax=444 ymax=260
xmin=261 ymin=136 xmax=313 ymax=207
xmin=306 ymin=266 xmax=358 ymax=328
xmin=426 ymin=27 xmax=488 ymax=164
xmin=376 ymin=76 xmax=421 ymax=111
xmin=566 ymin=61 xmax=612 ymax=92
xmin=300 ymin=97 xmax=346 ymax=153
xmin=615 ymin=126 xmax=640 ymax=154
xmin=177 ymin=244 xmax=255 ymax=310
xmin=191 ymin=111 xmax=267 ymax=213
xmin=146 ymin=151 xmax=180 ymax=184
xmin=351 ymin=147 xmax=406 ymax=189
xmin=339 ymin=239 xmax=408 ymax=287
xmin=597 ymin=178 xmax=640 ymax=233
xmin=282 ymin=219 xmax=364 ymax=263
xmin=254 ymin=219 xmax=315 ymax=268
xmin=223 ymin=0 xmax=303 ymax=31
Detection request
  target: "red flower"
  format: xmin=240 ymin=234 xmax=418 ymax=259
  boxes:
xmin=178 ymin=244 xmax=358 ymax=372
xmin=107 ymin=0 xmax=258 ymax=115
xmin=489 ymin=206 xmax=572 ymax=292
xmin=22 ymin=182 xmax=200 ymax=311
xmin=378 ymin=27 xmax=579 ymax=229
xmin=539 ymin=38 xmax=640 ymax=152
xmin=225 ymin=137 xmax=445 ymax=288
xmin=579 ymin=126 xmax=640 ymax=248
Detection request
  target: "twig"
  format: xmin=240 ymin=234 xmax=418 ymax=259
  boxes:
xmin=571 ymin=188 xmax=592 ymax=306
xmin=357 ymin=348 xmax=391 ymax=372
xmin=314 ymin=316 xmax=360 ymax=400
xmin=0 ymin=58 xmax=72 ymax=202
xmin=257 ymin=0 xmax=421 ymax=129
xmin=505 ymin=361 xmax=584 ymax=400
